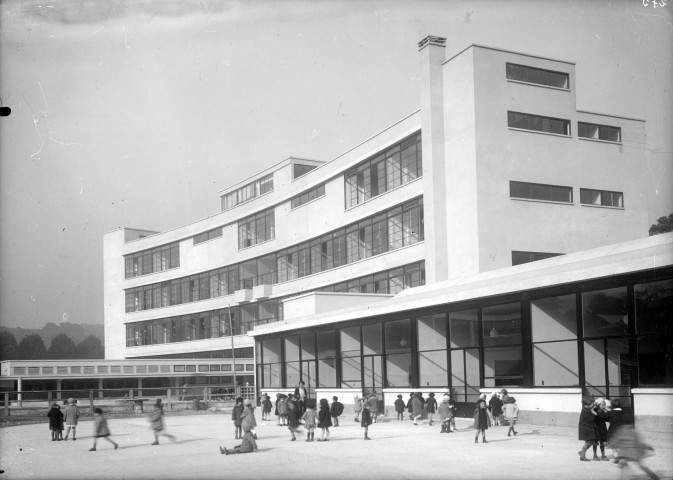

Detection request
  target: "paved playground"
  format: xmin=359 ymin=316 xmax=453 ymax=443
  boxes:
xmin=1 ymin=410 xmax=671 ymax=480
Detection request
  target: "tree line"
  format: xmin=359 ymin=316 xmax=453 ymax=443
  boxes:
xmin=0 ymin=331 xmax=103 ymax=361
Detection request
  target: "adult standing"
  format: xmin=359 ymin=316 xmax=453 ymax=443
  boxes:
xmin=294 ymin=381 xmax=308 ymax=415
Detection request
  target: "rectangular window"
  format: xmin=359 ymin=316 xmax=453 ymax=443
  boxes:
xmin=507 ymin=111 xmax=570 ymax=136
xmin=580 ymin=188 xmax=624 ymax=208
xmin=194 ymin=228 xmax=222 ymax=245
xmin=578 ymin=122 xmax=621 ymax=142
xmin=290 ymin=184 xmax=325 ymax=209
xmin=510 ymin=181 xmax=573 ymax=203
xmin=506 ymin=63 xmax=569 ymax=89
xmin=293 ymin=163 xmax=317 ymax=179
xmin=238 ymin=208 xmax=275 ymax=249
xmin=512 ymin=251 xmax=564 ymax=266
xmin=221 ymin=173 xmax=274 ymax=211
xmin=124 ymin=242 xmax=180 ymax=279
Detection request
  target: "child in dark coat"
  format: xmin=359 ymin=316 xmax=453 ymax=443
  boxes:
xmin=411 ymin=392 xmax=424 ymax=425
xmin=438 ymin=396 xmax=453 ymax=433
xmin=489 ymin=391 xmax=502 ymax=427
xmin=286 ymin=397 xmax=302 ymax=441
xmin=317 ymin=398 xmax=333 ymax=441
xmin=394 ymin=394 xmax=405 ymax=421
xmin=149 ymin=399 xmax=176 ymax=445
xmin=232 ymin=397 xmax=244 ymax=439
xmin=260 ymin=393 xmax=272 ymax=421
xmin=90 ymin=407 xmax=118 ymax=451
xmin=47 ymin=402 xmax=64 ymax=441
xmin=361 ymin=401 xmax=373 ymax=440
xmin=425 ymin=393 xmax=437 ymax=426
xmin=330 ymin=396 xmax=344 ymax=427
xmin=592 ymin=398 xmax=609 ymax=461
xmin=578 ymin=396 xmax=598 ymax=461
xmin=474 ymin=399 xmax=489 ymax=443
xmin=406 ymin=393 xmax=414 ymax=420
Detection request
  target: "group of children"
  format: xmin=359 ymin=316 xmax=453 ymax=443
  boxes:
xmin=47 ymin=398 xmax=80 ymax=441
xmin=392 ymin=392 xmax=458 ymax=433
xmin=473 ymin=392 xmax=519 ymax=443
xmin=578 ymin=396 xmax=659 ymax=480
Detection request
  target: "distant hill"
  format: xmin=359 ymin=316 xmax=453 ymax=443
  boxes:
xmin=0 ymin=322 xmax=104 ymax=346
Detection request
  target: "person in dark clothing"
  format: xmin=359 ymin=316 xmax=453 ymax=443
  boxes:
xmin=394 ymin=394 xmax=405 ymax=421
xmin=47 ymin=402 xmax=64 ymax=441
xmin=231 ymin=397 xmax=244 ymax=440
xmin=473 ymin=399 xmax=489 ymax=443
xmin=411 ymin=392 xmax=424 ymax=425
xmin=425 ymin=393 xmax=438 ymax=426
xmin=286 ymin=396 xmax=302 ymax=441
xmin=406 ymin=393 xmax=414 ymax=420
xmin=578 ymin=396 xmax=599 ymax=461
xmin=489 ymin=391 xmax=503 ymax=427
xmin=317 ymin=398 xmax=333 ymax=441
xmin=361 ymin=401 xmax=373 ymax=440
xmin=592 ymin=398 xmax=609 ymax=461
xmin=330 ymin=396 xmax=344 ymax=427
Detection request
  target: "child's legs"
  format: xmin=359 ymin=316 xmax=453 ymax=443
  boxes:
xmin=103 ymin=436 xmax=117 ymax=447
xmin=324 ymin=427 xmax=330 ymax=439
xmin=288 ymin=426 xmax=296 ymax=438
xmin=363 ymin=426 xmax=368 ymax=437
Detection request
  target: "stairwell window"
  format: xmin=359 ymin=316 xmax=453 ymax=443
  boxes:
xmin=580 ymin=188 xmax=624 ymax=208
xmin=578 ymin=122 xmax=621 ymax=143
xmin=238 ymin=208 xmax=275 ymax=249
xmin=508 ymin=111 xmax=570 ymax=136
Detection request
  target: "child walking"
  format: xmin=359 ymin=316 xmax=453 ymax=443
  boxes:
xmin=394 ymin=394 xmax=405 ymax=421
xmin=241 ymin=399 xmax=257 ymax=440
xmin=149 ymin=399 xmax=176 ymax=445
xmin=425 ymin=393 xmax=437 ymax=426
xmin=578 ymin=396 xmax=598 ymax=461
xmin=63 ymin=398 xmax=79 ymax=441
xmin=361 ymin=401 xmax=373 ymax=440
xmin=353 ymin=395 xmax=362 ymax=422
xmin=261 ymin=393 xmax=272 ymax=421
xmin=474 ymin=399 xmax=489 ymax=443
xmin=90 ymin=407 xmax=118 ymax=451
xmin=503 ymin=396 xmax=519 ymax=437
xmin=317 ymin=398 xmax=332 ymax=442
xmin=301 ymin=400 xmax=317 ymax=442
xmin=330 ymin=396 xmax=344 ymax=427
xmin=232 ymin=397 xmax=244 ymax=439
xmin=438 ymin=395 xmax=453 ymax=433
xmin=610 ymin=424 xmax=660 ymax=480
xmin=411 ymin=392 xmax=424 ymax=425
xmin=592 ymin=398 xmax=609 ymax=461
xmin=489 ymin=391 xmax=502 ymax=427
xmin=47 ymin=402 xmax=64 ymax=441
xmin=278 ymin=395 xmax=289 ymax=426
xmin=286 ymin=396 xmax=302 ymax=441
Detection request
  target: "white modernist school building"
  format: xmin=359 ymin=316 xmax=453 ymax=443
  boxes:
xmin=102 ymin=37 xmax=672 ymax=429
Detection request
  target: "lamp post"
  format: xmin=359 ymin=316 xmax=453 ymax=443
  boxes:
xmin=227 ymin=303 xmax=237 ymax=398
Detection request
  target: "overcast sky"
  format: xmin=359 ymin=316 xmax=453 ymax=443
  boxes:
xmin=1 ymin=0 xmax=672 ymax=330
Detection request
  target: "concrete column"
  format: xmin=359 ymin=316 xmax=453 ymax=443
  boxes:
xmin=418 ymin=36 xmax=449 ymax=283
xmin=56 ymin=379 xmax=62 ymax=401
xmin=98 ymin=378 xmax=104 ymax=399
xmin=17 ymin=377 xmax=22 ymax=406
xmin=138 ymin=378 xmax=143 ymax=397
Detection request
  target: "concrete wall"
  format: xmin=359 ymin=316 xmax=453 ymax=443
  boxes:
xmin=633 ymin=388 xmax=673 ymax=433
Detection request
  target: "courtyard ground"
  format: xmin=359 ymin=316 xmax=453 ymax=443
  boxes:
xmin=1 ymin=410 xmax=671 ymax=480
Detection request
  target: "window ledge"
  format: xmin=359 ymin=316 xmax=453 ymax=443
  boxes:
xmin=580 ymin=204 xmax=624 ymax=210
xmin=344 ymin=177 xmax=423 ymax=212
xmin=125 ymin=266 xmax=180 ymax=281
xmin=506 ymin=79 xmax=570 ymax=92
xmin=508 ymin=127 xmax=571 ymax=139
xmin=578 ymin=137 xmax=622 ymax=146
xmin=510 ymin=198 xmax=574 ymax=206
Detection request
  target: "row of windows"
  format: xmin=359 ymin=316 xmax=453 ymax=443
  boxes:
xmin=124 ymin=243 xmax=180 ymax=279
xmin=125 ymin=262 xmax=426 ymax=345
xmin=194 ymin=228 xmax=222 ymax=245
xmin=291 ymin=184 xmax=325 ymax=209
xmin=510 ymin=181 xmax=624 ymax=208
xmin=221 ymin=173 xmax=274 ymax=211
xmin=277 ymin=198 xmax=423 ymax=283
xmin=508 ymin=111 xmax=621 ymax=142
xmin=506 ymin=63 xmax=569 ymax=89
xmin=257 ymin=277 xmax=673 ymax=397
xmin=125 ymin=198 xmax=424 ymax=313
xmin=134 ymin=348 xmax=254 ymax=359
xmin=344 ymin=132 xmax=422 ymax=209
xmin=238 ymin=208 xmax=275 ymax=249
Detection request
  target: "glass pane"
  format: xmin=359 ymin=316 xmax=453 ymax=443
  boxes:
xmin=483 ymin=346 xmax=523 ymax=386
xmin=533 ymin=341 xmax=579 ymax=386
xmin=262 ymin=338 xmax=281 ymax=364
xmin=449 ymin=309 xmax=479 ymax=348
xmin=418 ymin=314 xmax=447 ymax=351
xmin=634 ymin=279 xmax=673 ymax=335
xmin=362 ymin=324 xmax=382 ymax=355
xmin=386 ymin=353 xmax=412 ymax=387
xmin=582 ymin=287 xmax=628 ymax=337
xmin=284 ymin=336 xmax=300 ymax=362
xmin=482 ymin=303 xmax=522 ymax=347
xmin=301 ymin=360 xmax=316 ymax=389
xmin=637 ymin=335 xmax=673 ymax=385
xmin=584 ymin=339 xmax=605 ymax=389
xmin=531 ymin=294 xmax=577 ymax=342
xmin=341 ymin=356 xmax=361 ymax=388
xmin=451 ymin=350 xmax=465 ymax=388
xmin=318 ymin=358 xmax=337 ymax=387
xmin=419 ymin=350 xmax=448 ymax=387
xmin=340 ymin=326 xmax=361 ymax=356
xmin=301 ymin=333 xmax=316 ymax=360
xmin=263 ymin=363 xmax=281 ymax=388
xmin=465 ymin=348 xmax=480 ymax=390
xmin=285 ymin=361 xmax=300 ymax=388
xmin=317 ymin=331 xmax=336 ymax=359
xmin=385 ymin=319 xmax=411 ymax=354
xmin=607 ymin=338 xmax=630 ymax=386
